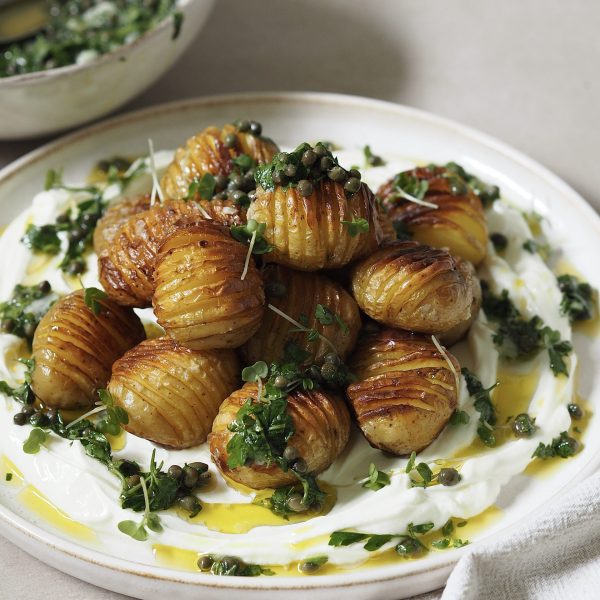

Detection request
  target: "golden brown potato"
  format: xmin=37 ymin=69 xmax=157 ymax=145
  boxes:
xmin=437 ymin=258 xmax=482 ymax=345
xmin=209 ymin=383 xmax=351 ymax=489
xmin=108 ymin=337 xmax=239 ymax=449
xmin=378 ymin=166 xmax=488 ymax=265
xmin=248 ymin=179 xmax=382 ymax=271
xmin=347 ymin=328 xmax=459 ymax=454
xmin=161 ymin=122 xmax=279 ymax=201
xmin=98 ymin=200 xmax=207 ymax=307
xmin=351 ymin=241 xmax=474 ymax=336
xmin=243 ymin=265 xmax=361 ymax=364
xmin=31 ymin=290 xmax=145 ymax=410
xmin=93 ymin=194 xmax=151 ymax=257
xmin=153 ymin=222 xmax=264 ymax=350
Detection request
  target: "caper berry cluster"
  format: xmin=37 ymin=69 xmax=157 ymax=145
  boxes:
xmin=13 ymin=403 xmax=54 ymax=427
xmin=256 ymin=142 xmax=362 ymax=198
xmin=169 ymin=461 xmax=210 ymax=514
xmin=306 ymin=352 xmax=353 ymax=389
xmin=210 ymin=170 xmax=255 ymax=207
xmin=197 ymin=554 xmax=252 ymax=575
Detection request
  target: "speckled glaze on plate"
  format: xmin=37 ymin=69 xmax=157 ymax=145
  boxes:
xmin=0 ymin=93 xmax=599 ymax=600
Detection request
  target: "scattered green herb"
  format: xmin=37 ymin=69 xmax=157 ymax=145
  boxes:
xmin=83 ymin=286 xmax=108 ymax=316
xmin=449 ymin=410 xmax=470 ymax=426
xmin=557 ymin=274 xmax=596 ymax=323
xmin=361 ymin=463 xmax=391 ymax=491
xmin=315 ymin=304 xmax=349 ymax=334
xmin=230 ymin=220 xmax=273 ymax=255
xmin=462 ymin=367 xmax=498 ymax=447
xmin=445 ymin=162 xmax=500 ymax=207
xmin=0 ymin=358 xmax=35 ymax=405
xmin=22 ymin=428 xmax=47 ymax=454
xmin=187 ymin=173 xmax=216 ymax=200
xmin=532 ymin=431 xmax=579 ymax=460
xmin=363 ymin=145 xmax=386 ymax=167
xmin=5 ymin=473 xmax=12 ymax=482
xmin=341 ymin=217 xmax=369 ymax=237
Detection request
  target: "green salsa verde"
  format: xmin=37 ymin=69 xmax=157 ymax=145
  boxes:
xmin=0 ymin=0 xmax=182 ymax=78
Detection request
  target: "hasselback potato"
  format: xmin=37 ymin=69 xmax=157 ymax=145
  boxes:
xmin=378 ymin=166 xmax=488 ymax=265
xmin=93 ymin=194 xmax=151 ymax=257
xmin=31 ymin=290 xmax=145 ymax=410
xmin=351 ymin=241 xmax=474 ymax=336
xmin=347 ymin=328 xmax=459 ymax=454
xmin=209 ymin=383 xmax=351 ymax=489
xmin=161 ymin=122 xmax=279 ymax=201
xmin=248 ymin=179 xmax=382 ymax=271
xmin=98 ymin=200 xmax=209 ymax=307
xmin=153 ymin=222 xmax=264 ymax=350
xmin=108 ymin=337 xmax=239 ymax=449
xmin=243 ymin=265 xmax=361 ymax=364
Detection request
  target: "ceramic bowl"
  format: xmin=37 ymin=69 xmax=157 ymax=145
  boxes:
xmin=0 ymin=0 xmax=214 ymax=140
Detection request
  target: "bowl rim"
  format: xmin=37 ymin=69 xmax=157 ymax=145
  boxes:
xmin=0 ymin=0 xmax=197 ymax=86
xmin=0 ymin=91 xmax=599 ymax=594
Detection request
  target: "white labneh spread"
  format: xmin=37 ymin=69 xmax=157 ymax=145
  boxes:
xmin=0 ymin=150 xmax=575 ymax=568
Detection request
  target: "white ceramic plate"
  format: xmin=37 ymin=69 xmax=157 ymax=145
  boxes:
xmin=0 ymin=93 xmax=599 ymax=600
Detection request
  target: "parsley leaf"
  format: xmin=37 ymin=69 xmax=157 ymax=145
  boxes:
xmin=362 ymin=463 xmax=391 ymax=491
xmin=341 ymin=217 xmax=369 ymax=237
xmin=83 ymin=286 xmax=108 ymax=316
xmin=22 ymin=224 xmax=61 ymax=255
xmin=532 ymin=431 xmax=579 ymax=460
xmin=363 ymin=145 xmax=385 ymax=167
xmin=557 ymin=274 xmax=596 ymax=323
xmin=392 ymin=172 xmax=429 ymax=201
xmin=23 ymin=428 xmax=47 ymax=454
xmin=187 ymin=173 xmax=216 ymax=200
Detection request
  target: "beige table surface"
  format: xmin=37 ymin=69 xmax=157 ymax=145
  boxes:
xmin=0 ymin=1 xmax=598 ymax=598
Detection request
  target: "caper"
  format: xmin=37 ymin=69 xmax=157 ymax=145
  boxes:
xmin=248 ymin=190 xmax=257 ymax=202
xmin=168 ymin=465 xmax=183 ymax=481
xmin=198 ymin=555 xmax=214 ymax=571
xmin=230 ymin=173 xmax=244 ymax=188
xmin=348 ymin=168 xmax=362 ymax=180
xmin=215 ymin=191 xmax=229 ymax=200
xmin=242 ymin=173 xmax=256 ymax=191
xmin=224 ymin=133 xmax=237 ymax=148
xmin=301 ymin=149 xmax=317 ymax=167
xmin=29 ymin=412 xmax=49 ymax=427
xmin=512 ymin=413 xmax=536 ymax=437
xmin=308 ymin=365 xmax=322 ymax=381
xmin=490 ymin=232 xmax=508 ymax=251
xmin=23 ymin=322 xmax=36 ymax=340
xmin=183 ymin=465 xmax=199 ymax=489
xmin=320 ymin=362 xmax=337 ymax=381
xmin=396 ymin=537 xmax=422 ymax=555
xmin=279 ymin=152 xmax=290 ymax=163
xmin=113 ymin=157 xmax=130 ymax=172
xmin=56 ymin=212 xmax=70 ymax=224
xmin=272 ymin=170 xmax=289 ymax=186
xmin=556 ymin=435 xmax=580 ymax=457
xmin=13 ymin=412 xmax=27 ymax=426
xmin=249 ymin=121 xmax=262 ymax=136
xmin=314 ymin=144 xmax=328 ymax=158
xmin=286 ymin=493 xmax=308 ymax=513
xmin=227 ymin=180 xmax=239 ymax=193
xmin=214 ymin=174 xmax=228 ymax=191
xmin=438 ymin=468 xmax=461 ymax=486
xmin=344 ymin=177 xmax=361 ymax=194
xmin=231 ymin=190 xmax=249 ymax=205
xmin=20 ymin=405 xmax=35 ymax=417
xmin=292 ymin=457 xmax=307 ymax=474
xmin=179 ymin=494 xmax=201 ymax=513
xmin=274 ymin=375 xmax=288 ymax=388
xmin=80 ymin=213 xmax=95 ymax=226
xmin=46 ymin=408 xmax=57 ymax=423
xmin=320 ymin=156 xmax=334 ymax=171
xmin=299 ymin=560 xmax=322 ymax=574
xmin=297 ymin=179 xmax=313 ymax=197
xmin=126 ymin=474 xmax=141 ymax=488
xmin=323 ymin=352 xmax=341 ymax=366
xmin=188 ymin=461 xmax=209 ymax=474
xmin=1 ymin=318 xmax=15 ymax=333
xmin=283 ymin=445 xmax=299 ymax=461
xmin=68 ymin=228 xmax=86 ymax=243
xmin=219 ymin=556 xmax=242 ymax=571
xmin=235 ymin=119 xmax=250 ymax=132
xmin=568 ymin=403 xmax=583 ymax=420
xmin=449 ymin=180 xmax=468 ymax=196
xmin=328 ymin=166 xmax=346 ymax=183
xmin=38 ymin=280 xmax=51 ymax=294
xmin=67 ymin=259 xmax=86 ymax=275
xmin=284 ymin=163 xmax=297 ymax=178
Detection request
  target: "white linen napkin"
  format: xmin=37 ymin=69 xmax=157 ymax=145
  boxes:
xmin=423 ymin=469 xmax=600 ymax=600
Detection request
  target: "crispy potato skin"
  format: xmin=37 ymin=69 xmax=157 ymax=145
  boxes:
xmin=243 ymin=265 xmax=361 ymax=364
xmin=437 ymin=258 xmax=482 ymax=345
xmin=98 ymin=200 xmax=209 ymax=308
xmin=108 ymin=337 xmax=239 ymax=449
xmin=247 ymin=180 xmax=382 ymax=271
xmin=347 ymin=328 xmax=459 ymax=454
xmin=153 ymin=222 xmax=265 ymax=350
xmin=161 ymin=124 xmax=279 ymax=201
xmin=31 ymin=290 xmax=145 ymax=410
xmin=93 ymin=194 xmax=151 ymax=257
xmin=378 ymin=166 xmax=488 ymax=265
xmin=351 ymin=241 xmax=474 ymax=335
xmin=209 ymin=383 xmax=351 ymax=489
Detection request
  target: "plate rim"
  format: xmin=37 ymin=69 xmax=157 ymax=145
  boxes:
xmin=0 ymin=91 xmax=599 ymax=594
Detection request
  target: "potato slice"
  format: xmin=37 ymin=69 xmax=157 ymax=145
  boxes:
xmin=347 ymin=328 xmax=459 ymax=454
xmin=108 ymin=337 xmax=239 ymax=449
xmin=351 ymin=241 xmax=474 ymax=336
xmin=209 ymin=382 xmax=350 ymax=489
xmin=153 ymin=222 xmax=264 ymax=350
xmin=31 ymin=290 xmax=145 ymax=410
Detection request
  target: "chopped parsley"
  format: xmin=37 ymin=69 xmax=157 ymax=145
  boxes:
xmin=557 ymin=274 xmax=596 ymax=323
xmin=361 ymin=463 xmax=391 ymax=491
xmin=532 ymin=431 xmax=579 ymax=459
xmin=462 ymin=367 xmax=498 ymax=447
xmin=83 ymin=286 xmax=108 ymax=316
